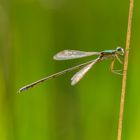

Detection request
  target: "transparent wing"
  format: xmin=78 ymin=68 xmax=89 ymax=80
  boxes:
xmin=71 ymin=60 xmax=98 ymax=85
xmin=53 ymin=50 xmax=100 ymax=60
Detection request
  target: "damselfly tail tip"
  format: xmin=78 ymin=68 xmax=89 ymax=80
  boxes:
xmin=17 ymin=89 xmax=23 ymax=94
xmin=17 ymin=91 xmax=21 ymax=94
xmin=17 ymin=86 xmax=27 ymax=93
xmin=17 ymin=89 xmax=22 ymax=94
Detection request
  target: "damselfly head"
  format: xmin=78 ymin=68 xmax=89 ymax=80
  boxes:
xmin=116 ymin=47 xmax=124 ymax=56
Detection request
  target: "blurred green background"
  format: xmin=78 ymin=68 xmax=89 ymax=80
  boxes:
xmin=0 ymin=0 xmax=139 ymax=140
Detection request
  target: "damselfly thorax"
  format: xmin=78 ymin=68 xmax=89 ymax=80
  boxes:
xmin=18 ymin=47 xmax=124 ymax=93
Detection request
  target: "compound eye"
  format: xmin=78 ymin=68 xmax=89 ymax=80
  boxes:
xmin=116 ymin=47 xmax=124 ymax=55
xmin=117 ymin=47 xmax=122 ymax=51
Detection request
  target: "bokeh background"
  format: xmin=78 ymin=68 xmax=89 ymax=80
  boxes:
xmin=0 ymin=0 xmax=139 ymax=140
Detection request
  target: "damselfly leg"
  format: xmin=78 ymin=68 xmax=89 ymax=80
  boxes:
xmin=110 ymin=58 xmax=123 ymax=75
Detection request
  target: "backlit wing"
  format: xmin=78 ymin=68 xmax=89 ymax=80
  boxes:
xmin=53 ymin=50 xmax=100 ymax=60
xmin=71 ymin=60 xmax=98 ymax=85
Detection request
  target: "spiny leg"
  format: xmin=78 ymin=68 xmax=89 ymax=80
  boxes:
xmin=110 ymin=58 xmax=123 ymax=75
xmin=115 ymin=54 xmax=123 ymax=64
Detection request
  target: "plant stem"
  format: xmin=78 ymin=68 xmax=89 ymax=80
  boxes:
xmin=117 ymin=0 xmax=134 ymax=140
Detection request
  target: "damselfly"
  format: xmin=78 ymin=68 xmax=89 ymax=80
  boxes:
xmin=18 ymin=47 xmax=124 ymax=93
